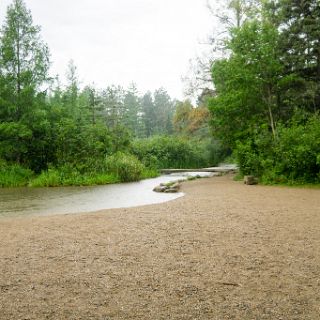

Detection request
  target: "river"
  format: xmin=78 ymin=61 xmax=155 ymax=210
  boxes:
xmin=0 ymin=172 xmax=214 ymax=218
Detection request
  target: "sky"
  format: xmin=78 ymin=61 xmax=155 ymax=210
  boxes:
xmin=0 ymin=0 xmax=213 ymax=99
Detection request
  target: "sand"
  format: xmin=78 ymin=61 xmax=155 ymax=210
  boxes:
xmin=0 ymin=175 xmax=319 ymax=319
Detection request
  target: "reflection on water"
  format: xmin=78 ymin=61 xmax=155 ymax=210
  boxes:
xmin=0 ymin=173 xmax=214 ymax=218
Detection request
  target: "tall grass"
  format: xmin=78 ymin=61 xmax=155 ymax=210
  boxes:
xmin=0 ymin=162 xmax=34 ymax=187
xmin=29 ymin=168 xmax=119 ymax=187
xmin=105 ymin=152 xmax=145 ymax=182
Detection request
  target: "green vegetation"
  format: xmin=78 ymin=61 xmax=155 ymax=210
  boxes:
xmin=236 ymin=114 xmax=320 ymax=184
xmin=29 ymin=168 xmax=120 ymax=187
xmin=0 ymin=0 xmax=223 ymax=188
xmin=2 ymin=0 xmax=316 ymax=188
xmin=208 ymin=0 xmax=320 ymax=185
xmin=0 ymin=160 xmax=33 ymax=187
xmin=131 ymin=135 xmax=227 ymax=169
xmin=105 ymin=152 xmax=145 ymax=182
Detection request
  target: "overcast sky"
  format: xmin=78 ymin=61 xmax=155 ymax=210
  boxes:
xmin=0 ymin=0 xmax=213 ymax=99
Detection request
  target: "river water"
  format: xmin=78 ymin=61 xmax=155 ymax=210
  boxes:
xmin=0 ymin=173 xmax=214 ymax=218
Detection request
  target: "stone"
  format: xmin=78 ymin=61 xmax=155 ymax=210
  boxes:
xmin=153 ymin=185 xmax=167 ymax=192
xmin=164 ymin=187 xmax=179 ymax=193
xmin=171 ymin=182 xmax=180 ymax=190
xmin=244 ymin=175 xmax=258 ymax=185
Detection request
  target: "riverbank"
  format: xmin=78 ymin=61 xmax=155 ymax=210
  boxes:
xmin=1 ymin=175 xmax=319 ymax=319
xmin=0 ymin=164 xmax=159 ymax=188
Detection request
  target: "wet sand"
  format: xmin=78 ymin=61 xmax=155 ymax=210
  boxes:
xmin=0 ymin=175 xmax=320 ymax=319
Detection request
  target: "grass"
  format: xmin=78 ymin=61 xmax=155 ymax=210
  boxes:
xmin=233 ymin=171 xmax=320 ymax=189
xmin=140 ymin=168 xmax=159 ymax=179
xmin=0 ymin=165 xmax=34 ymax=187
xmin=260 ymin=180 xmax=320 ymax=189
xmin=29 ymin=169 xmax=120 ymax=187
xmin=29 ymin=167 xmax=159 ymax=188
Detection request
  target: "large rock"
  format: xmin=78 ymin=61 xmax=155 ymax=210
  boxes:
xmin=244 ymin=175 xmax=258 ymax=185
xmin=153 ymin=182 xmax=181 ymax=193
xmin=171 ymin=182 xmax=180 ymax=189
xmin=153 ymin=185 xmax=167 ymax=192
xmin=164 ymin=187 xmax=179 ymax=193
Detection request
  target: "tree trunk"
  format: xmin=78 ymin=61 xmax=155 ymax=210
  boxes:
xmin=267 ymin=85 xmax=276 ymax=139
xmin=16 ymin=21 xmax=21 ymax=120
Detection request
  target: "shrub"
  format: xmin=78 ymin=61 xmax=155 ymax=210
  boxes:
xmin=236 ymin=113 xmax=320 ymax=184
xmin=270 ymin=115 xmax=320 ymax=183
xmin=131 ymin=136 xmax=225 ymax=169
xmin=30 ymin=166 xmax=120 ymax=187
xmin=0 ymin=160 xmax=34 ymax=187
xmin=29 ymin=169 xmax=61 ymax=187
xmin=105 ymin=152 xmax=144 ymax=182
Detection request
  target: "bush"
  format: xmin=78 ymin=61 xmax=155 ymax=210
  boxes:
xmin=30 ymin=166 xmax=119 ymax=187
xmin=29 ymin=169 xmax=61 ymax=187
xmin=236 ymin=113 xmax=320 ymax=184
xmin=270 ymin=115 xmax=320 ymax=183
xmin=131 ymin=136 xmax=225 ymax=169
xmin=0 ymin=160 xmax=34 ymax=187
xmin=105 ymin=152 xmax=145 ymax=182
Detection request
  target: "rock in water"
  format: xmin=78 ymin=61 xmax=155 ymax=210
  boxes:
xmin=171 ymin=182 xmax=180 ymax=189
xmin=153 ymin=185 xmax=167 ymax=192
xmin=153 ymin=182 xmax=181 ymax=193
xmin=164 ymin=188 xmax=178 ymax=193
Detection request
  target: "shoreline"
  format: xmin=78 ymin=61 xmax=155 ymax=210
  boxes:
xmin=1 ymin=175 xmax=320 ymax=319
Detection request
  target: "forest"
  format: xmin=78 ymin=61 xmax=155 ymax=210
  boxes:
xmin=0 ymin=0 xmax=319 ymax=187
xmin=0 ymin=0 xmax=224 ymax=187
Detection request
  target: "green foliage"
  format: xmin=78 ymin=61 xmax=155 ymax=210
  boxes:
xmin=0 ymin=0 xmax=51 ymax=170
xmin=270 ymin=115 xmax=320 ymax=183
xmin=105 ymin=152 xmax=145 ymax=182
xmin=0 ymin=0 xmax=50 ymax=95
xmin=0 ymin=0 xmax=230 ymax=189
xmin=210 ymin=19 xmax=283 ymax=146
xmin=131 ymin=136 xmax=226 ymax=169
xmin=29 ymin=166 xmax=119 ymax=187
xmin=55 ymin=121 xmax=113 ymax=169
xmin=140 ymin=168 xmax=160 ymax=179
xmin=205 ymin=138 xmax=230 ymax=167
xmin=0 ymin=160 xmax=33 ymax=187
xmin=208 ymin=1 xmax=320 ymax=185
xmin=29 ymin=169 xmax=60 ymax=187
xmin=0 ymin=122 xmax=32 ymax=161
xmin=236 ymin=113 xmax=320 ymax=184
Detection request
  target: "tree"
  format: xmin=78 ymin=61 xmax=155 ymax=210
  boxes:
xmin=0 ymin=0 xmax=50 ymax=121
xmin=101 ymin=85 xmax=125 ymax=128
xmin=209 ymin=19 xmax=283 ymax=146
xmin=277 ymin=0 xmax=320 ymax=112
xmin=153 ymin=88 xmax=175 ymax=135
xmin=184 ymin=0 xmax=261 ymax=98
xmin=0 ymin=0 xmax=51 ymax=169
xmin=141 ymin=91 xmax=155 ymax=137
xmin=123 ymin=83 xmax=144 ymax=137
xmin=80 ymin=84 xmax=104 ymax=125
xmin=173 ymin=100 xmax=193 ymax=134
xmin=207 ymin=0 xmax=261 ymax=29
xmin=62 ymin=60 xmax=80 ymax=118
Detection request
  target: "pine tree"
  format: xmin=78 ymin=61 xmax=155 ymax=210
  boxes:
xmin=0 ymin=0 xmax=51 ymax=169
xmin=279 ymin=0 xmax=320 ymax=111
xmin=0 ymin=0 xmax=50 ymax=121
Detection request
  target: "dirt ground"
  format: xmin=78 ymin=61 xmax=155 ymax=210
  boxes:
xmin=0 ymin=175 xmax=320 ymax=320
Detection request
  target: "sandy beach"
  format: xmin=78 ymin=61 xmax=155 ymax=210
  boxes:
xmin=1 ymin=175 xmax=319 ymax=319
